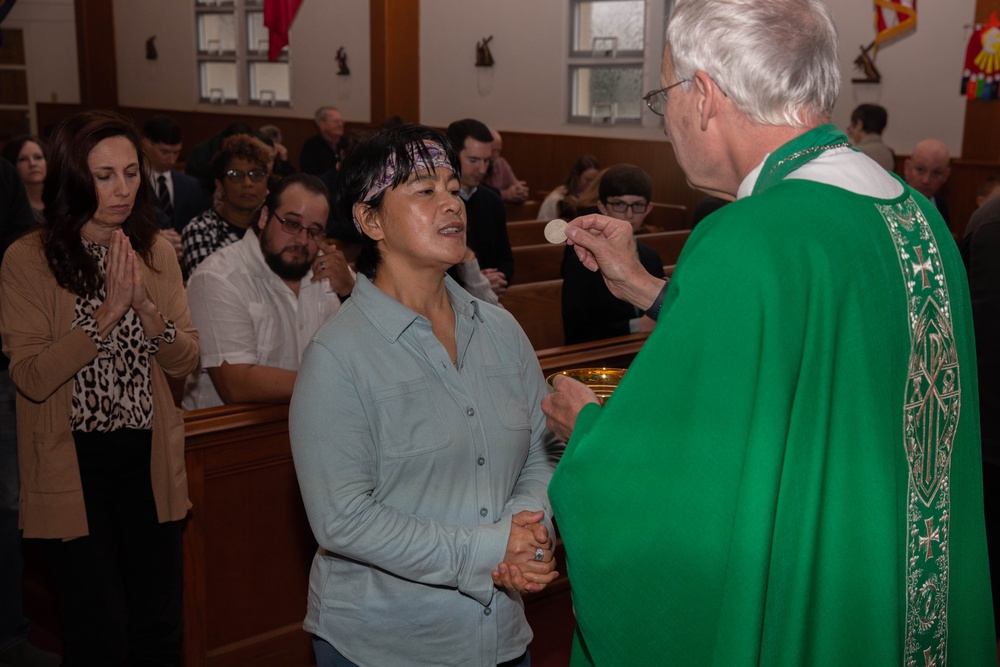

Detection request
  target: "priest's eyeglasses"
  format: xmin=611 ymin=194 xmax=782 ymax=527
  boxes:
xmin=271 ymin=212 xmax=326 ymax=242
xmin=224 ymin=168 xmax=268 ymax=183
xmin=643 ymin=80 xmax=690 ymax=116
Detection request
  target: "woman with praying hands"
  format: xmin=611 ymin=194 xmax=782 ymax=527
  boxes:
xmin=0 ymin=111 xmax=198 ymax=666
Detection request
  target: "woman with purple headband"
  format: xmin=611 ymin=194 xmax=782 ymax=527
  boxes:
xmin=289 ymin=124 xmax=561 ymax=667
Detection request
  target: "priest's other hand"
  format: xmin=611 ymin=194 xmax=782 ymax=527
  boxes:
xmin=566 ymin=214 xmax=667 ymax=312
xmin=541 ymin=373 xmax=600 ymax=442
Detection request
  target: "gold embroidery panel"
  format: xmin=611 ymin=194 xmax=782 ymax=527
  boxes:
xmin=878 ymin=198 xmax=957 ymax=667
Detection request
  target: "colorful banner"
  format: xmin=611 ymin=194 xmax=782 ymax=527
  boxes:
xmin=263 ymin=0 xmax=303 ymax=62
xmin=961 ymin=13 xmax=1000 ymax=100
xmin=874 ymin=0 xmax=917 ymax=52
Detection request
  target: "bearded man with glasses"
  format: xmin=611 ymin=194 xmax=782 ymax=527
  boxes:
xmin=560 ymin=164 xmax=664 ymax=345
xmin=543 ymin=0 xmax=996 ymax=664
xmin=181 ymin=133 xmax=272 ymax=276
xmin=182 ymin=173 xmax=354 ymax=410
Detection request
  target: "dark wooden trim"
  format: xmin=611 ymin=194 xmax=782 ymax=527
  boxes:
xmin=73 ymin=0 xmax=118 ymax=109
xmin=370 ymin=0 xmax=419 ymax=125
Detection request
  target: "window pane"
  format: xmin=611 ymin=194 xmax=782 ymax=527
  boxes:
xmin=249 ymin=62 xmax=290 ymax=104
xmin=247 ymin=11 xmax=281 ymax=55
xmin=198 ymin=13 xmax=236 ymax=53
xmin=200 ymin=61 xmax=238 ymax=102
xmin=574 ymin=1 xmax=645 ymax=53
xmin=571 ymin=66 xmax=643 ymax=121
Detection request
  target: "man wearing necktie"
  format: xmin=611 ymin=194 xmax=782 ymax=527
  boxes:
xmin=142 ymin=115 xmax=204 ymax=249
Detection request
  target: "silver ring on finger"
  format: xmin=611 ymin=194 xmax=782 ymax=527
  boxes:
xmin=534 ymin=547 xmax=544 ymax=562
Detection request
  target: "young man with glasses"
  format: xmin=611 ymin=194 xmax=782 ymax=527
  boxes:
xmin=560 ymin=164 xmax=664 ymax=345
xmin=183 ymin=174 xmax=354 ymax=410
xmin=181 ymin=133 xmax=272 ymax=276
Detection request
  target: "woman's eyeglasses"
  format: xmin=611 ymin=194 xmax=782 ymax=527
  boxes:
xmin=224 ymin=168 xmax=268 ymax=183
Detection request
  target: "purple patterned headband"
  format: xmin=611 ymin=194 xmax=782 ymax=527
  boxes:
xmin=353 ymin=141 xmax=454 ymax=234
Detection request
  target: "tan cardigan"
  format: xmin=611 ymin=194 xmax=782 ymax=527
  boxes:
xmin=0 ymin=230 xmax=199 ymax=539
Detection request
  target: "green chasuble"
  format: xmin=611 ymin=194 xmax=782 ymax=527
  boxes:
xmin=549 ymin=126 xmax=996 ymax=666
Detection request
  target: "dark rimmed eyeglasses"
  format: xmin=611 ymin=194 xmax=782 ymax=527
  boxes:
xmin=606 ymin=200 xmax=649 ymax=214
xmin=642 ymin=80 xmax=690 ymax=116
xmin=224 ymin=168 xmax=268 ymax=183
xmin=271 ymin=212 xmax=326 ymax=242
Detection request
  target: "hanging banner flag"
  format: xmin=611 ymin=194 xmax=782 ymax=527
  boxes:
xmin=874 ymin=0 xmax=917 ymax=53
xmin=961 ymin=13 xmax=1000 ymax=100
xmin=263 ymin=0 xmax=303 ymax=62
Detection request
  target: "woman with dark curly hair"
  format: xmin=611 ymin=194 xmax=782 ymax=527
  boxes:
xmin=2 ymin=134 xmax=47 ymax=222
xmin=0 ymin=110 xmax=198 ymax=666
xmin=290 ymin=125 xmax=560 ymax=667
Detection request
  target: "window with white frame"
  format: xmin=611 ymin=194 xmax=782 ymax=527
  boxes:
xmin=195 ymin=0 xmax=291 ymax=107
xmin=567 ymin=0 xmax=671 ymax=125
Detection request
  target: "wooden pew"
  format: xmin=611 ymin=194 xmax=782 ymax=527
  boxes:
xmin=512 ymin=230 xmax=690 ymax=284
xmin=503 ymin=279 xmax=564 ymax=349
xmin=507 ymin=219 xmax=549 ymax=247
xmin=538 ymin=332 xmax=648 ymax=373
xmin=636 ymin=229 xmax=691 ymax=267
xmin=644 ymin=203 xmax=690 ymax=231
xmin=182 ymin=404 xmax=315 ymax=666
xmin=505 ymin=199 xmax=542 ymax=222
xmin=512 ymin=243 xmax=566 ymax=284
xmin=509 ymin=205 xmax=690 ymax=248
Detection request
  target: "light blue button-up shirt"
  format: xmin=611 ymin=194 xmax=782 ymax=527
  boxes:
xmin=290 ymin=274 xmax=560 ymax=667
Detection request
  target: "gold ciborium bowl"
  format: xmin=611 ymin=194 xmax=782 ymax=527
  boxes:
xmin=546 ymin=367 xmax=626 ymax=406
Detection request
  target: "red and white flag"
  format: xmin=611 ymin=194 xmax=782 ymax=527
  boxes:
xmin=874 ymin=0 xmax=917 ymax=52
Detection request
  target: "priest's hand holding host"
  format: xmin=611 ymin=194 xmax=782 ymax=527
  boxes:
xmin=541 ymin=214 xmax=665 ymax=441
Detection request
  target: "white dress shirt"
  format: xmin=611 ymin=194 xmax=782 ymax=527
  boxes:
xmin=182 ymin=230 xmax=345 ymax=409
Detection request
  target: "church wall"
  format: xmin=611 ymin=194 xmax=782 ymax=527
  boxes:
xmin=2 ymin=0 xmax=79 ymax=131
xmin=3 ymin=0 xmax=982 ymax=157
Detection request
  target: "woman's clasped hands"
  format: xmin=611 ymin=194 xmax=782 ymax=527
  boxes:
xmin=492 ymin=510 xmax=560 ymax=594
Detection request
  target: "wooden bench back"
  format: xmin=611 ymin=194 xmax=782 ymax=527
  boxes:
xmin=638 ymin=229 xmax=691 ymax=267
xmin=507 ymin=219 xmax=549 ymax=247
xmin=645 ymin=203 xmax=690 ymax=231
xmin=505 ymin=199 xmax=542 ymax=222
xmin=512 ymin=230 xmax=690 ymax=284
xmin=503 ymin=278 xmax=565 ymax=349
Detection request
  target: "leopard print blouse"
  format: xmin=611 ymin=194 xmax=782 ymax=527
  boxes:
xmin=70 ymin=239 xmax=176 ymax=432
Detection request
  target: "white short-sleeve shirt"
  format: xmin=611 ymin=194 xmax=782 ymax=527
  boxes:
xmin=182 ymin=230 xmax=345 ymax=409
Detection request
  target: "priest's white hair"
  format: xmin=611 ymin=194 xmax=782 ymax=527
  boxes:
xmin=667 ymin=0 xmax=841 ymax=128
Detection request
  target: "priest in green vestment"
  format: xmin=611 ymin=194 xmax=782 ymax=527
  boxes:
xmin=542 ymin=0 xmax=997 ymax=665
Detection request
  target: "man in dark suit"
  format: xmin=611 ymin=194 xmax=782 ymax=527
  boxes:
xmin=142 ymin=115 xmax=205 ymax=235
xmin=446 ymin=118 xmax=514 ymax=298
